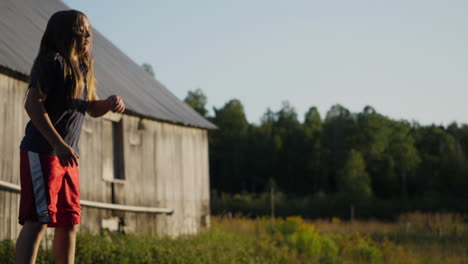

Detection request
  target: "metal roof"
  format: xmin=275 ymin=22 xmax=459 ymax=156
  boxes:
xmin=0 ymin=0 xmax=216 ymax=129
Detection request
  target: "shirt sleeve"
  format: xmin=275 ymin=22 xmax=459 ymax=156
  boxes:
xmin=29 ymin=57 xmax=64 ymax=96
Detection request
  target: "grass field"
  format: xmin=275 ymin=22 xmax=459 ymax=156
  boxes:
xmin=1 ymin=212 xmax=467 ymax=263
xmin=212 ymin=212 xmax=468 ymax=264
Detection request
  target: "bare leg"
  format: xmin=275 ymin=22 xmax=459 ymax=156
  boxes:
xmin=53 ymin=225 xmax=79 ymax=264
xmin=15 ymin=221 xmax=47 ymax=264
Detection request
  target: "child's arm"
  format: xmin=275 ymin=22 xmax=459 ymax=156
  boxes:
xmin=24 ymin=88 xmax=79 ymax=167
xmin=86 ymin=95 xmax=125 ymax=118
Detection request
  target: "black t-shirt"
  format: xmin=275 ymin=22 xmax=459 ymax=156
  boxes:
xmin=20 ymin=55 xmax=88 ymax=155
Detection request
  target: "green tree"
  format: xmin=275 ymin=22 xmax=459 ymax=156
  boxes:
xmin=276 ymin=101 xmax=299 ymax=129
xmin=302 ymin=107 xmax=323 ymax=192
xmin=337 ymin=149 xmax=373 ymax=201
xmin=387 ymin=121 xmax=420 ymax=198
xmin=322 ymin=104 xmax=357 ymax=192
xmin=413 ymin=125 xmax=466 ymax=197
xmin=355 ymin=107 xmax=397 ymax=199
xmin=210 ymin=99 xmax=249 ymax=193
xmin=141 ymin=63 xmax=155 ymax=77
xmin=356 ymin=106 xmax=391 ymax=158
xmin=446 ymin=123 xmax=468 ymax=195
xmin=246 ymin=118 xmax=280 ymax=192
xmin=184 ymin=88 xmax=209 ymax=117
xmin=353 ymin=107 xmax=420 ymax=199
xmin=325 ymin=104 xmax=351 ymax=120
xmin=304 ymin=106 xmax=322 ymax=129
xmin=272 ymin=102 xmax=305 ymax=193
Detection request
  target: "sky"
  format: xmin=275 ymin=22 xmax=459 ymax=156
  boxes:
xmin=62 ymin=0 xmax=468 ymax=126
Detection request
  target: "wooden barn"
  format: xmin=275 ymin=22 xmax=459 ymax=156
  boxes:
xmin=0 ymin=0 xmax=216 ymax=241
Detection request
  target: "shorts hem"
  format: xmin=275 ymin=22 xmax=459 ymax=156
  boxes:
xmin=18 ymin=215 xmax=81 ymax=227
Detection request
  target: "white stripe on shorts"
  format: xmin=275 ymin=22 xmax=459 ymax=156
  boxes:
xmin=28 ymin=151 xmax=51 ymax=223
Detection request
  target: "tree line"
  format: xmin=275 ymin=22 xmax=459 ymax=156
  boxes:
xmin=184 ymin=89 xmax=468 ymax=216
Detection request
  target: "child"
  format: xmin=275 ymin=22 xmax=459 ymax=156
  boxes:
xmin=16 ymin=10 xmax=125 ymax=264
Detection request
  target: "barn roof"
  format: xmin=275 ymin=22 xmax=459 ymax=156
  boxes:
xmin=0 ymin=0 xmax=216 ymax=129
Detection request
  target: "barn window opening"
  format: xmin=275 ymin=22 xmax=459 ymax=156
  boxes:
xmin=112 ymin=120 xmax=125 ymax=180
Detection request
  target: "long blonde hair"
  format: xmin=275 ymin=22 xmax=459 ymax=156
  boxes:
xmin=30 ymin=10 xmax=97 ymax=101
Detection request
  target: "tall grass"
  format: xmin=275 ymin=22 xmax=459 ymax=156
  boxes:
xmin=212 ymin=212 xmax=468 ymax=264
xmin=2 ymin=212 xmax=467 ymax=263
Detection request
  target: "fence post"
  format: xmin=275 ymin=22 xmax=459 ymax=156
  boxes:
xmin=270 ymin=180 xmax=275 ymax=225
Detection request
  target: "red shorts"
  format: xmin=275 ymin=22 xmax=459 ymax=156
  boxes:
xmin=19 ymin=150 xmax=82 ymax=227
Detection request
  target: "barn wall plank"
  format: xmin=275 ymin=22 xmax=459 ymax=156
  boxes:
xmin=0 ymin=74 xmax=29 ymax=240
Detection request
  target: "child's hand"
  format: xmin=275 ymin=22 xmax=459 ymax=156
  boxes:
xmin=54 ymin=142 xmax=79 ymax=167
xmin=106 ymin=95 xmax=125 ymax=113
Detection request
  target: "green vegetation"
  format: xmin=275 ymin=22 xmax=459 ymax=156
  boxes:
xmin=210 ymin=191 xmax=468 ymax=220
xmin=184 ymin=89 xmax=468 ymax=218
xmin=2 ymin=213 xmax=466 ymax=263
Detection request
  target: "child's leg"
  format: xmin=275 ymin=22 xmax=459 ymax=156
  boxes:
xmin=15 ymin=221 xmax=47 ymax=264
xmin=52 ymin=162 xmax=81 ymax=264
xmin=53 ymin=225 xmax=79 ymax=264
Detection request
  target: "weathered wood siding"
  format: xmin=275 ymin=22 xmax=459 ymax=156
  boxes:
xmin=0 ymin=73 xmax=211 ymax=240
xmin=0 ymin=74 xmax=29 ymax=241
xmin=79 ymin=115 xmax=211 ymax=236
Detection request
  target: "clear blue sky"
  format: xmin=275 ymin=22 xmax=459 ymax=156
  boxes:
xmin=63 ymin=0 xmax=468 ymax=125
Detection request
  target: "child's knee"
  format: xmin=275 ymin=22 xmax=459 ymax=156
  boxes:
xmin=57 ymin=224 xmax=79 ymax=234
